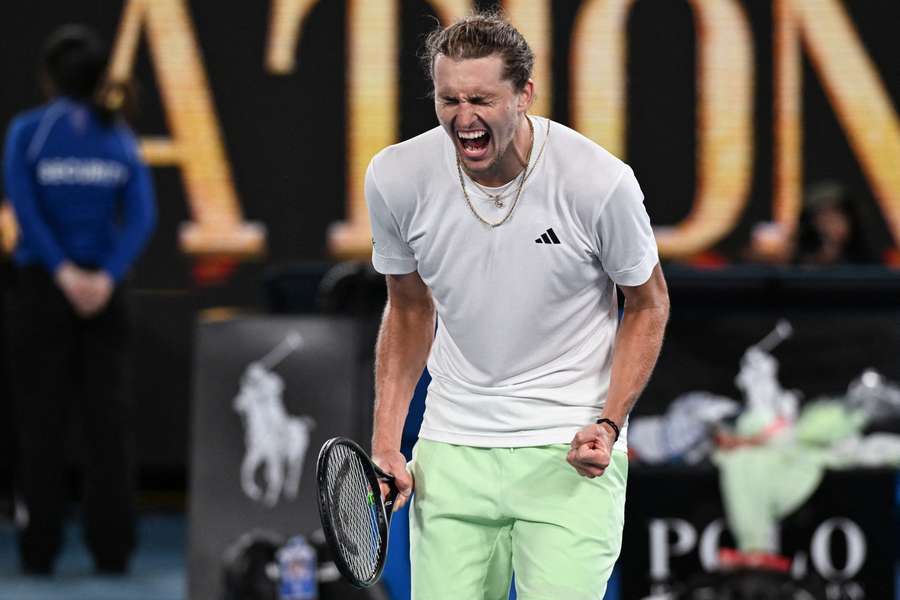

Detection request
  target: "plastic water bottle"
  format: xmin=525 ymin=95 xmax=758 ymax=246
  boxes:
xmin=278 ymin=535 xmax=317 ymax=600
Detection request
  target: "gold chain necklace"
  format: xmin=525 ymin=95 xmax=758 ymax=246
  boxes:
xmin=466 ymin=174 xmax=518 ymax=208
xmin=456 ymin=115 xmax=549 ymax=228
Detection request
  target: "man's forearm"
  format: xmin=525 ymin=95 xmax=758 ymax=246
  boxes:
xmin=601 ymin=295 xmax=669 ymax=427
xmin=372 ymin=299 xmax=435 ymax=454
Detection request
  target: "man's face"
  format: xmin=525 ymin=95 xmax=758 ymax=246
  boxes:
xmin=433 ymin=54 xmax=531 ymax=177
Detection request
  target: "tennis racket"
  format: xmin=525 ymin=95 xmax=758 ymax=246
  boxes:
xmin=315 ymin=436 xmax=399 ymax=588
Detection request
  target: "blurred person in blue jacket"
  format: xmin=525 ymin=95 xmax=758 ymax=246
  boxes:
xmin=2 ymin=24 xmax=156 ymax=575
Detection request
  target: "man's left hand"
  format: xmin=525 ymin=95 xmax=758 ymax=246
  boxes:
xmin=567 ymin=423 xmax=615 ymax=478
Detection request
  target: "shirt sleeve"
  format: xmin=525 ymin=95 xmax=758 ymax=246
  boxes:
xmin=365 ymin=157 xmax=417 ymax=275
xmin=3 ymin=118 xmax=67 ymax=273
xmin=102 ymin=128 xmax=157 ymax=282
xmin=595 ymin=165 xmax=659 ymax=287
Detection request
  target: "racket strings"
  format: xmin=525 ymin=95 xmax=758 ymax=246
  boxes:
xmin=343 ymin=450 xmax=381 ymax=580
xmin=325 ymin=444 xmax=383 ymax=582
xmin=349 ymin=450 xmax=382 ymax=574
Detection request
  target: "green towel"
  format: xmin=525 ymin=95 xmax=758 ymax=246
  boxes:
xmin=794 ymin=400 xmax=867 ymax=446
xmin=713 ymin=444 xmax=827 ymax=552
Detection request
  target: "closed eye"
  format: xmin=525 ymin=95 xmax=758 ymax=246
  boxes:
xmin=439 ymin=96 xmax=494 ymax=106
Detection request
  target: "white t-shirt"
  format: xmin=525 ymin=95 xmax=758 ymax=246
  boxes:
xmin=365 ymin=116 xmax=658 ymax=450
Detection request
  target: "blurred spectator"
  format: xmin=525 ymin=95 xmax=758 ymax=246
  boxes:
xmin=2 ymin=24 xmax=155 ymax=574
xmin=746 ymin=181 xmax=880 ymax=266
xmin=794 ymin=181 xmax=877 ymax=265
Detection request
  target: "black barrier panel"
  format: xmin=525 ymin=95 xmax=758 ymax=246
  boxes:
xmin=639 ymin=309 xmax=900 ymax=418
xmin=188 ymin=316 xmax=371 ymax=600
xmin=621 ymin=465 xmax=898 ymax=600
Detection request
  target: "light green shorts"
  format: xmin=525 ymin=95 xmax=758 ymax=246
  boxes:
xmin=409 ymin=439 xmax=628 ymax=600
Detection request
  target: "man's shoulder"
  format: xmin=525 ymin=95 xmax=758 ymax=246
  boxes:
xmin=370 ymin=126 xmax=446 ymax=181
xmin=547 ymin=119 xmax=624 ymax=174
xmin=545 ymin=119 xmax=629 ymax=198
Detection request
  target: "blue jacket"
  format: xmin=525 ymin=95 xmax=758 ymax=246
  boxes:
xmin=3 ymin=98 xmax=156 ymax=282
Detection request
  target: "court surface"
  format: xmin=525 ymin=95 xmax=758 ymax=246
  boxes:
xmin=0 ymin=513 xmax=184 ymax=600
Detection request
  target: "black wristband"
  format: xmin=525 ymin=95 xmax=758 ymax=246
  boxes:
xmin=595 ymin=418 xmax=620 ymax=442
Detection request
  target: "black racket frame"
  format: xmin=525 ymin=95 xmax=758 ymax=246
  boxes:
xmin=316 ymin=436 xmax=400 ymax=588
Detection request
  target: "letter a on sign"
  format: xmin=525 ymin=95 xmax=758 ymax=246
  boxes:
xmin=109 ymin=0 xmax=266 ymax=258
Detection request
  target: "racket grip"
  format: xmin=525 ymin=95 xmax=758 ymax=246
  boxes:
xmin=372 ymin=463 xmax=402 ymax=520
xmin=382 ymin=476 xmax=400 ymax=523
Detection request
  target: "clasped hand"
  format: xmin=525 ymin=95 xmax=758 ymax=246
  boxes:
xmin=55 ymin=262 xmax=114 ymax=318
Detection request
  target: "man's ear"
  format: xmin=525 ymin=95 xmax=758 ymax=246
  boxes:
xmin=518 ymin=79 xmax=535 ymax=112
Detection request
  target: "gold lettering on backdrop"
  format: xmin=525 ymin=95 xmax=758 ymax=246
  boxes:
xmin=265 ymin=1 xmax=422 ymax=259
xmin=109 ymin=0 xmax=265 ymax=257
xmin=328 ymin=0 xmax=475 ymax=258
xmin=504 ymin=0 xmax=551 ymax=117
xmin=265 ymin=0 xmax=318 ymax=73
xmin=428 ymin=0 xmax=472 ymax=24
xmin=327 ymin=0 xmax=477 ymax=258
xmin=773 ymin=0 xmax=900 ymax=246
xmin=328 ymin=0 xmax=398 ymax=258
xmin=773 ymin=0 xmax=801 ymax=231
xmin=572 ymin=0 xmax=753 ymax=258
xmin=654 ymin=0 xmax=754 ymax=257
xmin=571 ymin=0 xmax=630 ymax=158
xmin=0 ymin=202 xmax=16 ymax=254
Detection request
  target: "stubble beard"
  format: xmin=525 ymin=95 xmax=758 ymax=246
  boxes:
xmin=461 ymin=126 xmax=517 ymax=182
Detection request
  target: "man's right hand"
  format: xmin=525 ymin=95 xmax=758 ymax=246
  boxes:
xmin=371 ymin=449 xmax=414 ymax=511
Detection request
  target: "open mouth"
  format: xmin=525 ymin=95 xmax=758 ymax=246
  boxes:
xmin=457 ymin=128 xmax=491 ymax=158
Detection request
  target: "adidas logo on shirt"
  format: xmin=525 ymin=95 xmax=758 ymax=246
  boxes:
xmin=534 ymin=228 xmax=561 ymax=244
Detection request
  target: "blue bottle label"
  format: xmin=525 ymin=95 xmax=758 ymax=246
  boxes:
xmin=278 ymin=536 xmax=317 ymax=599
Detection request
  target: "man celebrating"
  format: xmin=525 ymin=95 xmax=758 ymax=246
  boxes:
xmin=366 ymin=11 xmax=669 ymax=599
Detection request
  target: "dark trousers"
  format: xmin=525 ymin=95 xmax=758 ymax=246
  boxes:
xmin=7 ymin=266 xmax=136 ymax=571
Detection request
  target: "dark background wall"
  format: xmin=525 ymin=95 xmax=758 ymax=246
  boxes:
xmin=0 ymin=0 xmax=898 ymax=493
xmin=1 ymin=0 xmax=897 ymax=298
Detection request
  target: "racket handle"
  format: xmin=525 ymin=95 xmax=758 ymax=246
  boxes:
xmin=372 ymin=463 xmax=402 ymax=522
xmin=383 ymin=481 xmax=400 ymax=523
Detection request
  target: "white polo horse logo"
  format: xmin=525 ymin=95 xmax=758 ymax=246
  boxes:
xmin=234 ymin=332 xmax=315 ymax=507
